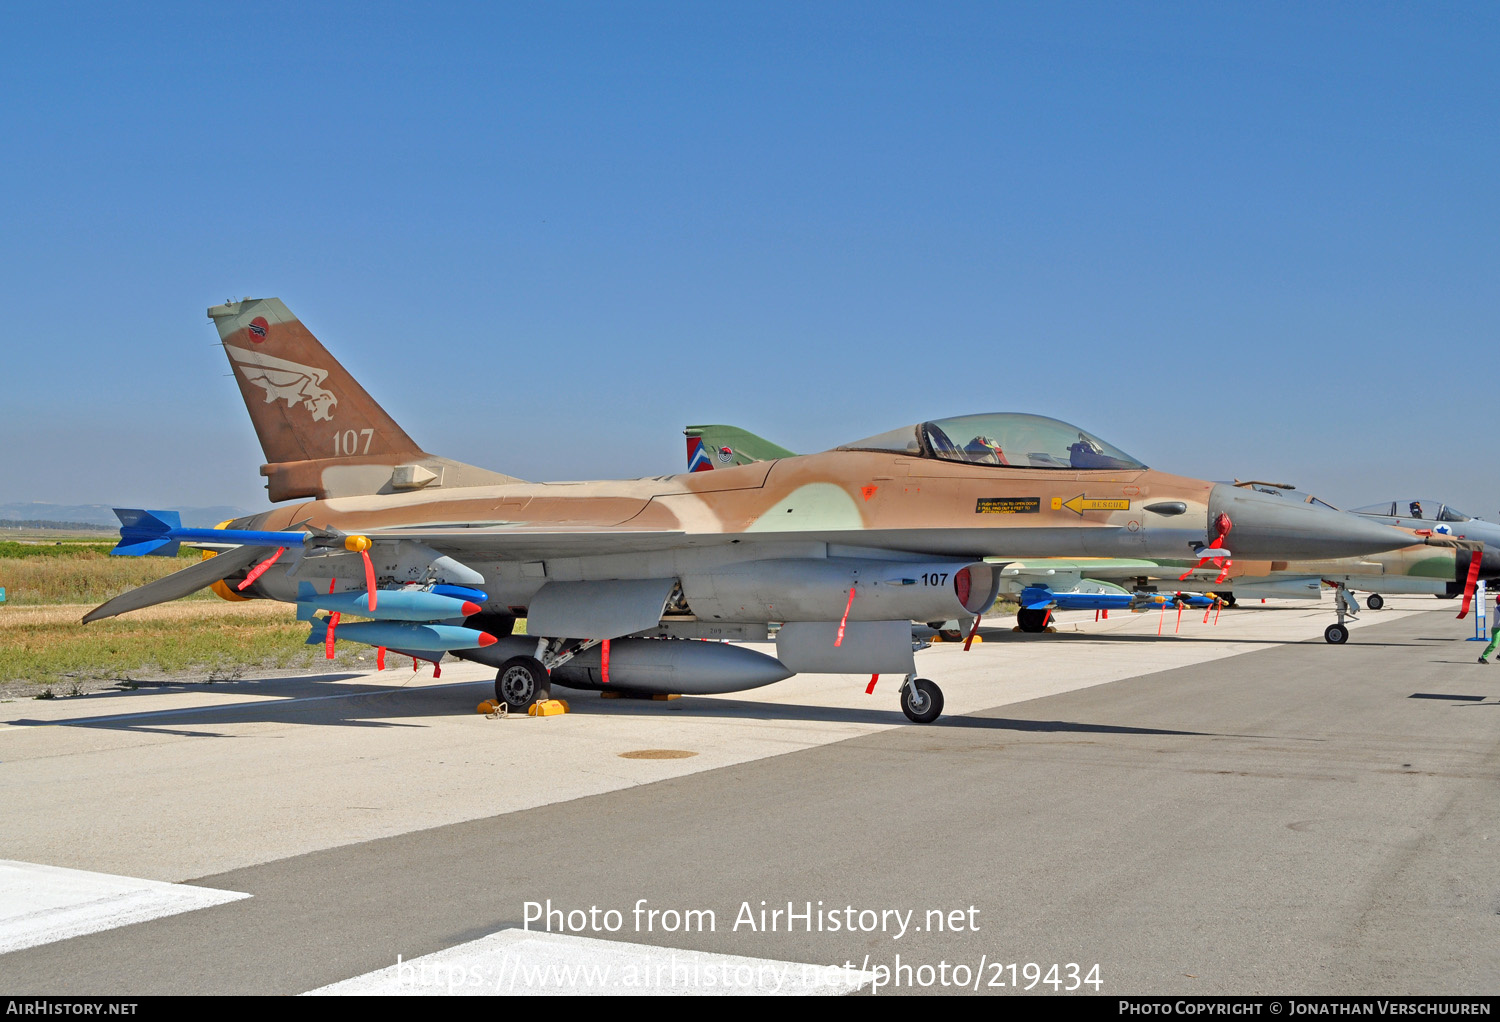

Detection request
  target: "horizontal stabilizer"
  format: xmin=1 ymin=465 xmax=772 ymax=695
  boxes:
xmin=83 ymin=545 xmax=271 ymax=623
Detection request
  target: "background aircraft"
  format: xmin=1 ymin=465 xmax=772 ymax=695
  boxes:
xmin=1348 ymin=500 xmax=1500 ymax=605
xmin=85 ymin=299 xmax=1419 ymax=722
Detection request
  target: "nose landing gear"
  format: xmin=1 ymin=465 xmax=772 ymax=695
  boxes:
xmin=1323 ymin=582 xmax=1358 ymax=644
xmin=900 ymin=674 xmax=944 ymax=723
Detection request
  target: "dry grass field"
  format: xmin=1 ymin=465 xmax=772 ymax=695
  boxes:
xmin=0 ymin=601 xmax=372 ymax=699
xmin=0 ymin=542 xmax=375 ymax=698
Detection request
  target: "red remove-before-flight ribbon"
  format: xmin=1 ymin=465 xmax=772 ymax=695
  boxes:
xmin=1181 ymin=512 xmax=1233 ymax=582
xmin=361 ymin=549 xmax=377 ymax=612
xmin=238 ymin=546 xmax=286 ymax=590
xmin=834 ymin=586 xmax=856 ymax=646
xmin=1457 ymin=550 xmax=1484 ymax=618
xmin=325 ymin=612 xmax=340 ymax=659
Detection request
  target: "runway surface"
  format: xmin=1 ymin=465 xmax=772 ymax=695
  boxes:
xmin=1 ymin=597 xmax=1495 ymax=995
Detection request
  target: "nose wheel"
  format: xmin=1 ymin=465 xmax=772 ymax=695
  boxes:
xmin=1324 ymin=623 xmax=1349 ymax=644
xmin=900 ymin=676 xmax=944 ymax=723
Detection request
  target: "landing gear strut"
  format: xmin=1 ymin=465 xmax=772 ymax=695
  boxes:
xmin=1324 ymin=583 xmax=1358 ymax=644
xmin=900 ymin=674 xmax=944 ymax=723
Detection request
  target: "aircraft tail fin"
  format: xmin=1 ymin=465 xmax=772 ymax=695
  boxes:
xmin=683 ymin=424 xmax=797 ymax=472
xmin=208 ymin=298 xmax=520 ymax=501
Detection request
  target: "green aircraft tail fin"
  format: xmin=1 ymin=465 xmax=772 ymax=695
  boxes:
xmin=684 ymin=424 xmax=798 ymax=471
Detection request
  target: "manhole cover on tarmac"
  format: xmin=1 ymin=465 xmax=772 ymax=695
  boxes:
xmin=618 ymin=749 xmax=698 ymax=760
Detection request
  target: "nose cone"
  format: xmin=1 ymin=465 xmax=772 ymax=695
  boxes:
xmin=1474 ymin=544 xmax=1500 ymax=580
xmin=1209 ymin=484 xmax=1417 ymax=560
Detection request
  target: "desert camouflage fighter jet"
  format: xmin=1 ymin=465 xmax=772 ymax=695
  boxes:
xmin=85 ymin=299 xmax=1418 ymax=723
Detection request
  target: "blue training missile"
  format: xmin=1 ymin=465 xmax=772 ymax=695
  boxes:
xmin=295 ymin=583 xmax=485 ymax=622
xmin=1022 ymin=585 xmax=1219 ymax=613
xmin=305 ymin=618 xmax=498 ymax=652
xmin=110 ymin=509 xmax=310 ymax=557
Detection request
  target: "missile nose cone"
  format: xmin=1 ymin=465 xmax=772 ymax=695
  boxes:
xmin=1209 ymin=484 xmax=1416 ymax=560
xmin=477 ymin=631 xmax=498 ymax=647
xmin=460 ymin=601 xmax=482 ymax=617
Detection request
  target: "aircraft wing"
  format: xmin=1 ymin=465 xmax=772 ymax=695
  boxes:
xmin=83 ymin=545 xmax=273 ymax=623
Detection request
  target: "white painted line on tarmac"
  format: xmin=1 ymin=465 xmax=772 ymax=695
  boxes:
xmin=0 ymin=859 xmax=249 ymax=955
xmin=304 ymin=927 xmax=875 ymax=996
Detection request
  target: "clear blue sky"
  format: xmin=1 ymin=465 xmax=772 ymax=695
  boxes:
xmin=2 ymin=2 xmax=1496 ymax=518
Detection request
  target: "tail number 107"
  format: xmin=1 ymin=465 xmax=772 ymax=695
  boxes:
xmin=333 ymin=429 xmax=375 ymax=455
xmin=921 ymin=572 xmax=949 ymax=586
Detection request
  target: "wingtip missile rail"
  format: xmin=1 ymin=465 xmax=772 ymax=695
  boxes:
xmin=109 ymin=508 xmax=374 ymax=558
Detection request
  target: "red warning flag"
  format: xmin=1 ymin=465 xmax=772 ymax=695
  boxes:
xmin=1457 ymin=550 xmax=1484 ymax=618
xmin=834 ymin=586 xmax=856 ymax=646
xmin=238 ymin=546 xmax=286 ymax=591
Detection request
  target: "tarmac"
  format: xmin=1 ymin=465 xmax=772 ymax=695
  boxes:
xmin=0 ymin=595 xmax=1495 ymax=995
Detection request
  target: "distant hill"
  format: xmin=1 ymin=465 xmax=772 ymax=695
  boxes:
xmin=0 ymin=503 xmax=257 ymax=529
xmin=0 ymin=519 xmax=114 ymax=533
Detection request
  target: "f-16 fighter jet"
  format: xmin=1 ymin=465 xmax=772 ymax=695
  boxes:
xmin=85 ymin=299 xmax=1417 ymax=723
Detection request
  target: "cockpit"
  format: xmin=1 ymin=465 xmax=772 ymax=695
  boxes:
xmin=838 ymin=413 xmax=1146 ymax=470
xmin=1351 ymin=500 xmax=1472 ymax=523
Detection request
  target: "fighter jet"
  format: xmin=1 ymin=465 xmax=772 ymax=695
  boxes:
xmin=84 ymin=299 xmax=1418 ymax=723
xmin=683 ymin=427 xmax=1497 ymax=644
xmin=1347 ymin=500 xmax=1500 ymax=605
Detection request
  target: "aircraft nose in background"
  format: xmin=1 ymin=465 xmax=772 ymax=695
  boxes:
xmin=1208 ymin=484 xmax=1417 ymax=560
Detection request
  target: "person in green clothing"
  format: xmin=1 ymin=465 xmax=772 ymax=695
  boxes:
xmin=1481 ymin=590 xmax=1499 ymax=663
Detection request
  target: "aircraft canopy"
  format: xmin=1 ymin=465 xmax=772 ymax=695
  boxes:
xmin=839 ymin=413 xmax=1145 ymax=470
xmin=1352 ymin=500 xmax=1472 ymax=523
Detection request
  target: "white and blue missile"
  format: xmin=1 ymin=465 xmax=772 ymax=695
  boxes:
xmin=305 ymin=617 xmax=498 ymax=652
xmin=295 ymin=582 xmax=485 ymax=622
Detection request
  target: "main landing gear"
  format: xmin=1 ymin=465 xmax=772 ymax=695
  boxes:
xmin=900 ymin=674 xmax=944 ymax=724
xmin=1366 ymin=593 xmax=1385 ymax=610
xmin=1016 ymin=608 xmax=1050 ymax=633
xmin=496 ymin=655 xmax=551 ymax=711
xmin=494 ymin=636 xmax=606 ymax=711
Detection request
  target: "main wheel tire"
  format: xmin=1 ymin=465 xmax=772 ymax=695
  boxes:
xmin=1016 ymin=608 xmax=1049 ymax=633
xmin=900 ymin=678 xmax=944 ymax=724
xmin=1220 ymin=593 xmax=1237 ymax=607
xmin=495 ymin=655 xmax=551 ymax=711
xmin=1366 ymin=593 xmax=1384 ymax=610
xmin=1324 ymin=623 xmax=1349 ymax=645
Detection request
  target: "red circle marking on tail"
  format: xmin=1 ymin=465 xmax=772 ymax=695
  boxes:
xmin=247 ymin=317 xmax=269 ymax=343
